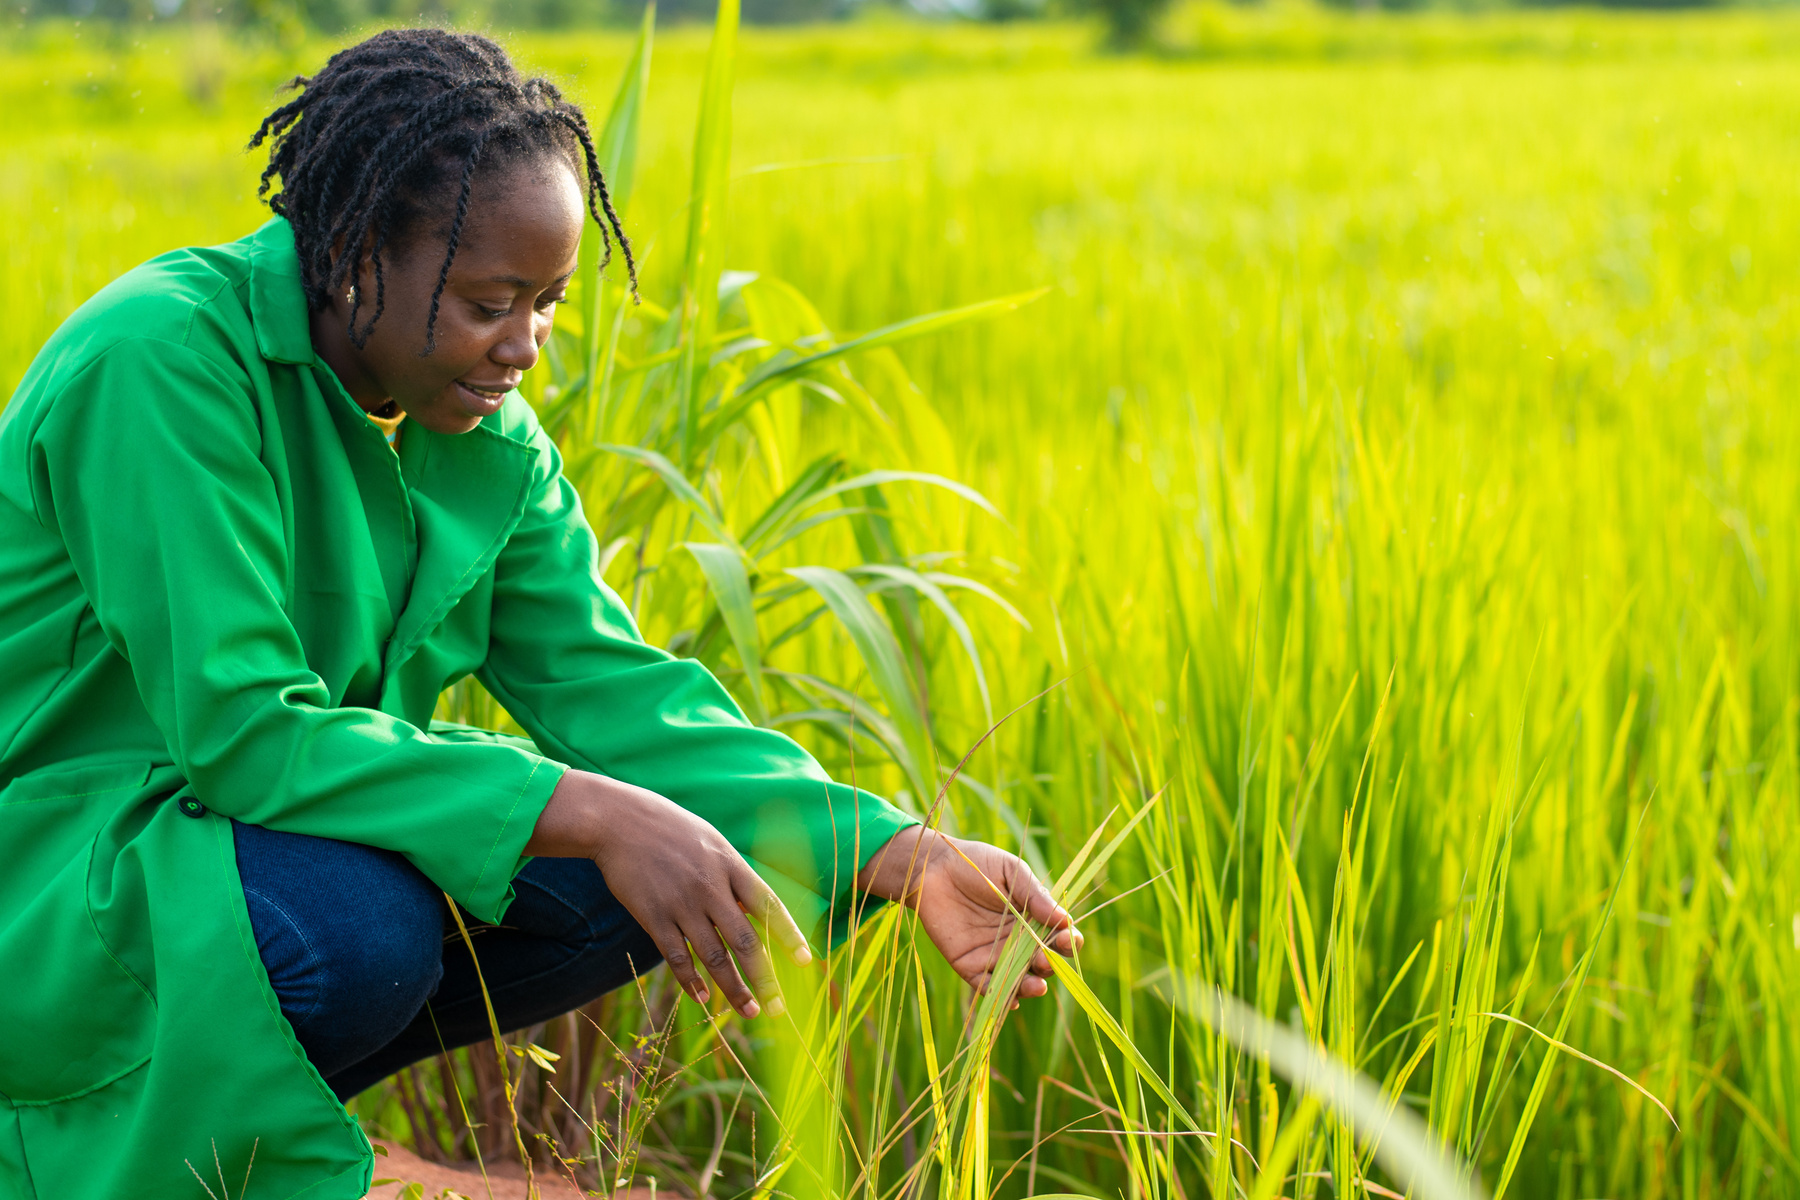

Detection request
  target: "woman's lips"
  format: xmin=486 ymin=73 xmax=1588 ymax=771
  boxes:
xmin=454 ymin=380 xmax=511 ymax=418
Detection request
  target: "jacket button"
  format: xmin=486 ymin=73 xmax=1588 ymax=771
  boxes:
xmin=178 ymin=797 xmax=207 ymax=819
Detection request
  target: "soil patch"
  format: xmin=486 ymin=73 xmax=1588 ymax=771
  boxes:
xmin=363 ymin=1141 xmax=656 ymax=1199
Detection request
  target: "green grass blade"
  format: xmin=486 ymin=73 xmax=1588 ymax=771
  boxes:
xmin=1164 ymin=979 xmax=1485 ymax=1200
xmin=807 ymin=470 xmax=1003 ymax=521
xmin=578 ymin=2 xmax=654 ymax=442
xmin=742 ymin=453 xmax=845 ymax=555
xmin=914 ymin=953 xmax=954 ymax=1189
xmin=918 ymin=572 xmax=1030 ymax=629
xmin=599 ymin=442 xmax=742 ymax=553
xmin=1054 ymin=794 xmax=1161 ymax=911
xmin=593 ymin=0 xmax=654 ymax=214
xmin=683 ymin=541 xmax=766 ymax=722
xmin=704 ymin=289 xmax=1050 ymax=441
xmin=852 ymin=563 xmax=992 ymax=726
xmin=1247 ymin=1094 xmax=1321 ymax=1200
xmin=1480 ymin=1011 xmax=1677 ymax=1130
xmin=674 ymin=0 xmax=739 ymax=465
xmin=786 ymin=565 xmax=934 ymax=802
xmin=1489 ymin=800 xmax=1654 ymax=1200
xmin=1051 ymin=956 xmax=1202 ymax=1133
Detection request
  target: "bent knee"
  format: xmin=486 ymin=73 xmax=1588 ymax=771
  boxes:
xmin=234 ymin=822 xmax=446 ymax=1066
xmin=247 ymin=884 xmax=443 ymax=1031
xmin=336 ymin=902 xmax=446 ymax=1011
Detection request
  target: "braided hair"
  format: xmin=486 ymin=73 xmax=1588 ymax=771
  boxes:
xmin=248 ymin=28 xmax=637 ymax=353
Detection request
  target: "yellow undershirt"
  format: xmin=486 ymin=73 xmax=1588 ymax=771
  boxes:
xmin=366 ymin=405 xmax=405 ymax=451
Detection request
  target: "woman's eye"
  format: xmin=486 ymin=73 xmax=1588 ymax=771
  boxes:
xmin=481 ymin=305 xmax=511 ymax=319
xmin=536 ymin=293 xmax=567 ymax=311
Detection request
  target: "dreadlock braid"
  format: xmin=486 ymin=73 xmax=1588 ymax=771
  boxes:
xmin=247 ymin=28 xmax=638 ymax=353
xmin=429 ymin=130 xmax=490 ymax=344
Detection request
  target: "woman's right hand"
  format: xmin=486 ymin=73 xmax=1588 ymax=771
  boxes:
xmin=525 ymin=768 xmax=811 ymax=1019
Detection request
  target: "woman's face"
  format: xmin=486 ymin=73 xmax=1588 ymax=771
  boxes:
xmin=314 ymin=156 xmax=586 ymax=436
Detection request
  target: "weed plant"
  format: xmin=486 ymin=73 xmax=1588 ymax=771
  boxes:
xmin=4 ymin=6 xmax=1800 ymax=1198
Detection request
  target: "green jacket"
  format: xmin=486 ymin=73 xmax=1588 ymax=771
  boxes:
xmin=0 ymin=219 xmax=913 ymax=1200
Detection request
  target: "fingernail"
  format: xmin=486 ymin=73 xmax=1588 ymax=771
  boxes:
xmin=793 ymin=945 xmax=813 ymax=966
xmin=694 ymin=987 xmax=710 ymax=1005
xmin=742 ymin=999 xmax=761 ymax=1019
xmin=767 ymin=995 xmax=786 ymax=1018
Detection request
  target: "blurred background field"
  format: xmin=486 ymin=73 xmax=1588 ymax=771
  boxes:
xmin=6 ymin=4 xmax=1800 ymax=1198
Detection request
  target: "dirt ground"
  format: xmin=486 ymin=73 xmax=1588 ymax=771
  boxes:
xmin=363 ymin=1140 xmax=658 ymax=1199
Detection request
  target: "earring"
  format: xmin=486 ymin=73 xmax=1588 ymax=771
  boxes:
xmin=345 ymin=285 xmax=358 ymax=306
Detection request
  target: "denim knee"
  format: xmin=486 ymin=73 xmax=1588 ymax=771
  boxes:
xmin=234 ymin=821 xmax=446 ymax=1079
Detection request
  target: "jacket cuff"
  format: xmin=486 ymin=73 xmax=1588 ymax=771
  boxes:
xmin=758 ymin=799 xmax=919 ymax=954
xmin=463 ymin=755 xmax=568 ymax=923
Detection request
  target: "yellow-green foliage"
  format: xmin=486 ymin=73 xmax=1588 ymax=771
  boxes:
xmin=6 ymin=7 xmax=1800 ymax=1197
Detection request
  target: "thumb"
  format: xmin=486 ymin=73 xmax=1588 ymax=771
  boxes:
xmin=1005 ymin=858 xmax=1072 ymax=930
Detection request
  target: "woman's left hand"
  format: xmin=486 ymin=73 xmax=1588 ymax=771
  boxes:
xmin=855 ymin=826 xmax=1081 ymax=1002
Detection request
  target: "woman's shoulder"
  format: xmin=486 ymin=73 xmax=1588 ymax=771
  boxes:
xmin=3 ymin=233 xmax=274 ymax=435
xmin=37 ymin=238 xmax=263 ymax=378
xmin=0 ymin=232 xmax=279 ymax=467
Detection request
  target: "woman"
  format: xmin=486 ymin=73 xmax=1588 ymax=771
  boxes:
xmin=0 ymin=29 xmax=1076 ymax=1200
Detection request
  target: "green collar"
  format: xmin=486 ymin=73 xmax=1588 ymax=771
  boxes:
xmin=244 ymin=217 xmax=316 ymax=366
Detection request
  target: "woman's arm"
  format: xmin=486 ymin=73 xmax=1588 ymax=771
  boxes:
xmin=527 ymin=773 xmax=1081 ymax=1016
xmin=28 ymin=337 xmax=560 ymax=921
xmin=854 ymin=825 xmax=1081 ymax=1002
xmin=489 ymin=422 xmax=1077 ymax=1012
xmin=525 ymin=768 xmax=811 ymax=1018
xmin=476 ymin=423 xmax=915 ymax=947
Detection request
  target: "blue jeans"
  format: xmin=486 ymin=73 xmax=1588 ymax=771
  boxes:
xmin=232 ymin=820 xmax=663 ymax=1100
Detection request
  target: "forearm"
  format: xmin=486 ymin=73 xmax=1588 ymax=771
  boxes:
xmin=485 ymin=454 xmax=914 ymax=914
xmin=857 ymin=825 xmax=1079 ymax=937
xmin=525 ymin=768 xmax=627 ymax=857
xmin=491 ymin=646 xmax=914 ymax=906
xmin=532 ymin=772 xmax=930 ymax=889
xmin=854 ymin=823 xmax=1081 ymax=1001
xmin=854 ymin=823 xmax=940 ymax=904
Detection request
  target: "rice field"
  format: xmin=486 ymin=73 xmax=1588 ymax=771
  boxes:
xmin=5 ymin=5 xmax=1800 ymax=1197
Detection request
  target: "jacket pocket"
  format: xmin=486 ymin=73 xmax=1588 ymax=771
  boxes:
xmin=0 ymin=762 xmax=156 ymax=1104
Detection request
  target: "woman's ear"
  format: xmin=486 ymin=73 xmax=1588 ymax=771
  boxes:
xmin=323 ymin=230 xmax=380 ymax=313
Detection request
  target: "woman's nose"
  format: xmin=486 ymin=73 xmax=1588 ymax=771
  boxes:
xmin=491 ymin=317 xmax=540 ymax=372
